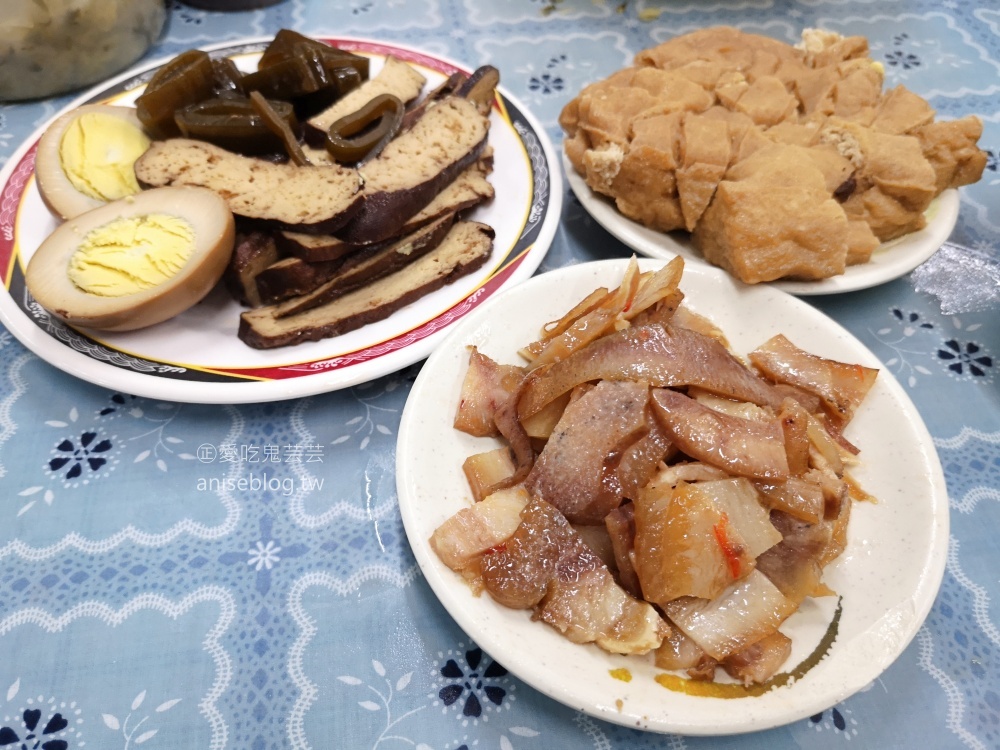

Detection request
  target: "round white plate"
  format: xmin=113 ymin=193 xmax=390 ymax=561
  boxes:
xmin=396 ymin=258 xmax=948 ymax=735
xmin=0 ymin=38 xmax=562 ymax=404
xmin=564 ymin=152 xmax=959 ymax=296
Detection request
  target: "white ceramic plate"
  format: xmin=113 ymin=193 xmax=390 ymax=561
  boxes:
xmin=396 ymin=258 xmax=949 ymax=735
xmin=564 ymin=152 xmax=959 ymax=296
xmin=0 ymin=38 xmax=562 ymax=404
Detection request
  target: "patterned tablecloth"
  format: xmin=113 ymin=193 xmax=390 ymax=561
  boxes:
xmin=1 ymin=1 xmax=998 ymax=748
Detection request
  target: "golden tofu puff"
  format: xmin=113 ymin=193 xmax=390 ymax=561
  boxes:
xmin=25 ymin=186 xmax=235 ymax=332
xmin=35 ymin=104 xmax=151 ymax=220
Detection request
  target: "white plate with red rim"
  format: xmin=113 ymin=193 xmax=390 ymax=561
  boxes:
xmin=0 ymin=37 xmax=561 ymax=404
xmin=563 ymin=152 xmax=960 ymax=296
xmin=396 ymin=257 xmax=949 ymax=735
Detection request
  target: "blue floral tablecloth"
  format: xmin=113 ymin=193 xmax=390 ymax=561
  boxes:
xmin=1 ymin=1 xmax=998 ymax=748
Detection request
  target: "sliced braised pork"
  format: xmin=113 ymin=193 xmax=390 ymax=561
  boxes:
xmin=526 ymin=380 xmax=651 ymax=524
xmin=633 ymin=477 xmax=781 ymax=604
xmin=749 ymin=334 xmax=878 ymax=425
xmin=453 ymin=348 xmax=525 ymax=437
xmin=479 ymin=496 xmax=667 ymax=655
xmin=721 ymin=631 xmax=793 ymax=685
xmin=650 ymin=388 xmax=790 ymax=481
xmin=429 ymin=486 xmax=529 ymax=575
xmin=518 ymin=323 xmax=784 ymax=420
xmin=663 ymin=569 xmax=797 ymax=661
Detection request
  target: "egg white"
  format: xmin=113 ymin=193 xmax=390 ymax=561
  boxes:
xmin=35 ymin=104 xmax=149 ymax=220
xmin=26 ymin=186 xmax=235 ymax=332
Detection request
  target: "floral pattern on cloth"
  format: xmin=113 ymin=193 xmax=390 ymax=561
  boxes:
xmin=0 ymin=679 xmax=77 ymax=750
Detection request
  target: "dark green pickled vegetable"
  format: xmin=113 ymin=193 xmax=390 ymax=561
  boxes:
xmin=253 ymin=30 xmax=368 ymax=119
xmin=243 ymin=51 xmax=365 ymax=104
xmin=144 ymin=49 xmax=209 ymax=94
xmin=259 ymin=28 xmax=369 ymax=80
xmin=138 ymin=31 xmax=375 ymax=153
xmin=136 ymin=49 xmax=218 ymax=139
xmin=210 ymin=57 xmax=247 ymax=99
xmin=248 ymin=91 xmax=310 ymax=166
xmin=293 ymin=64 xmax=363 ymax=120
xmin=242 ymin=55 xmax=330 ymax=99
xmin=325 ymin=93 xmax=404 ymax=164
xmin=174 ymin=97 xmax=297 ymax=155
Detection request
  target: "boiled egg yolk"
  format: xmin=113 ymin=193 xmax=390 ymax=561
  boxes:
xmin=68 ymin=214 xmax=196 ymax=296
xmin=35 ymin=104 xmax=151 ymax=220
xmin=25 ymin=186 xmax=235 ymax=333
xmin=58 ymin=111 xmax=150 ymax=204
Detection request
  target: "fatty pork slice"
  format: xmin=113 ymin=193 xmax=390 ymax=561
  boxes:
xmin=479 ymin=495 xmax=667 ymax=655
xmin=604 ymin=503 xmax=642 ymax=598
xmin=754 ymin=477 xmax=826 ymax=524
xmin=525 ymin=380 xmax=651 ymax=525
xmin=462 ymin=447 xmax=516 ymax=503
xmin=518 ymin=323 xmax=784 ymax=420
xmin=749 ymin=334 xmax=878 ymax=426
xmin=429 ymin=486 xmax=529 ymax=576
xmin=721 ymin=631 xmax=793 ymax=685
xmin=663 ymin=569 xmax=797 ymax=662
xmin=453 ymin=347 xmax=525 ymax=437
xmin=776 ymin=396 xmax=812 ymax=476
xmin=523 ymin=256 xmax=686 ymax=369
xmin=754 ymin=492 xmax=852 ymax=614
xmin=650 ymin=388 xmax=789 ymax=481
xmin=654 ymin=623 xmax=711 ymax=674
xmin=633 ymin=477 xmax=781 ymax=604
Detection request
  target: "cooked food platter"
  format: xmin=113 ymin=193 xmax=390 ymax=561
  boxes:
xmin=0 ymin=36 xmax=561 ymax=403
xmin=396 ymin=258 xmax=949 ymax=734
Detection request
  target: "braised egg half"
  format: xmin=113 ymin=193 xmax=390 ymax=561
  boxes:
xmin=26 ymin=186 xmax=235 ymax=332
xmin=35 ymin=104 xmax=151 ymax=220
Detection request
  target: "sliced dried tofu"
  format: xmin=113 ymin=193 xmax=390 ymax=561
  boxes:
xmin=239 ymin=221 xmax=493 ymax=348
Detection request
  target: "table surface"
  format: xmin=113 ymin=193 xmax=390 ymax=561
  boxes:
xmin=1 ymin=1 xmax=998 ymax=748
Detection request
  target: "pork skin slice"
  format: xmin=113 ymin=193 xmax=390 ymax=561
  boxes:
xmin=480 ymin=496 xmax=667 ymax=655
xmin=633 ymin=478 xmax=780 ymax=604
xmin=755 ymin=505 xmax=848 ymax=606
xmin=604 ymin=503 xmax=642 ymax=598
xmin=650 ymin=388 xmax=789 ymax=481
xmin=663 ymin=569 xmax=797 ymax=661
xmin=430 ymin=486 xmax=529 ymax=573
xmin=749 ymin=334 xmax=878 ymax=425
xmin=518 ymin=323 xmax=784 ymax=419
xmin=654 ymin=624 xmax=709 ymax=673
xmin=615 ymin=413 xmax=674 ymax=502
xmin=721 ymin=631 xmax=793 ymax=685
xmin=453 ymin=347 xmax=525 ymax=438
xmin=526 ymin=380 xmax=651 ymax=524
